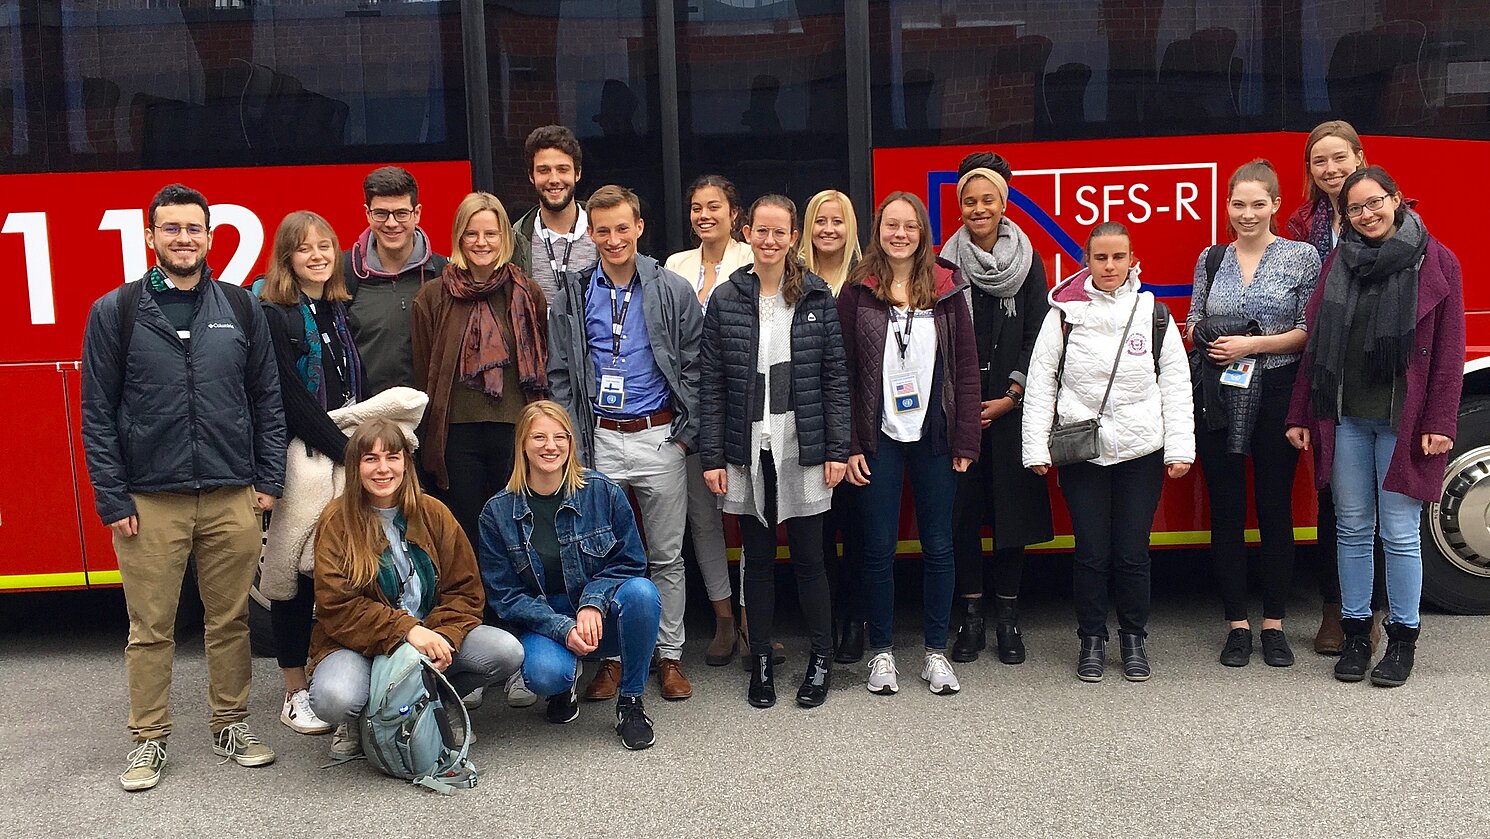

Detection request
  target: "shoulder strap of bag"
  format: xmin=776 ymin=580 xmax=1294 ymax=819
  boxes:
xmin=216 ymin=280 xmax=255 ymax=334
xmin=1094 ymin=297 xmax=1143 ymax=418
xmin=1151 ymin=300 xmax=1170 ymax=380
xmin=117 ymin=279 xmax=145 ymax=363
xmin=1052 ymin=296 xmax=1140 ymax=425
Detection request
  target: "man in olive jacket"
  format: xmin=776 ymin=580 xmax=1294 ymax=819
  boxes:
xmin=81 ymin=184 xmax=286 ymax=792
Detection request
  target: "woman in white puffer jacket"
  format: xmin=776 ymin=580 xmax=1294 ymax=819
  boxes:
xmin=1022 ymin=222 xmax=1194 ymax=683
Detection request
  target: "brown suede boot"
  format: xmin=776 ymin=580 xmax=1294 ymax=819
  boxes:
xmin=705 ymin=612 xmax=738 ymax=667
xmin=1370 ymin=611 xmax=1384 ymax=655
xmin=1313 ymin=602 xmax=1345 ymax=655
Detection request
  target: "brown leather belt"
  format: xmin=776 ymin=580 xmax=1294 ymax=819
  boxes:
xmin=595 ymin=407 xmax=674 ymax=433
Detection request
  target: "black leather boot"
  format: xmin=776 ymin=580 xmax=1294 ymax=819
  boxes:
xmin=993 ymin=596 xmax=1026 ymax=665
xmin=1120 ymin=632 xmax=1150 ymax=681
xmin=1369 ymin=622 xmax=1419 ymax=687
xmin=748 ymin=653 xmax=776 ymax=708
xmin=1077 ymin=636 xmax=1105 ymax=682
xmin=796 ymin=652 xmax=832 ymax=708
xmin=834 ymin=618 xmax=865 ymax=664
xmin=1334 ymin=617 xmax=1373 ymax=682
xmin=950 ymin=597 xmax=985 ymax=663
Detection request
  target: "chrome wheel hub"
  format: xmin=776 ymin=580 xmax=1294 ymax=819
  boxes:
xmin=1430 ymin=445 xmax=1490 ymax=578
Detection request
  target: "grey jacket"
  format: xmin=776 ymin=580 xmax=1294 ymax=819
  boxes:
xmin=547 ymin=255 xmax=702 ymax=467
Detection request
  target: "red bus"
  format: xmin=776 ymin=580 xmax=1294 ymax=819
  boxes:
xmin=3 ymin=1 xmax=1488 ymax=611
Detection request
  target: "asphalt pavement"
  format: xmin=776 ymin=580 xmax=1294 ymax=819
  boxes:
xmin=2 ymin=554 xmax=1488 ymax=838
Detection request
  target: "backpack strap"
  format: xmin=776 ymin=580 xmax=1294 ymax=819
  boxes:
xmin=117 ymin=279 xmax=145 ymax=363
xmin=1203 ymin=243 xmax=1226 ymax=287
xmin=215 ymin=280 xmax=256 ymax=334
xmin=1152 ymin=300 xmax=1171 ymax=379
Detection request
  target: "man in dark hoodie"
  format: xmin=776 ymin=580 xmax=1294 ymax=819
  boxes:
xmin=342 ymin=166 xmax=449 ymax=395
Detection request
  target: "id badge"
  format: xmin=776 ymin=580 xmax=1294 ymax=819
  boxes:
xmin=599 ymin=372 xmax=626 ymax=410
xmin=890 ymin=371 xmax=922 ymax=414
xmin=1219 ymin=356 xmax=1257 ymax=388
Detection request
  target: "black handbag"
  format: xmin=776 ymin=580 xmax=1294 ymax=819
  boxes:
xmin=1048 ymin=297 xmax=1141 ymax=466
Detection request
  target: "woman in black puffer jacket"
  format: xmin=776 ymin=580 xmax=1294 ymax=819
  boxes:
xmin=699 ymin=194 xmax=850 ymax=709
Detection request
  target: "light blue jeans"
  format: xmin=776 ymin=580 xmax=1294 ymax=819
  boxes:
xmin=1330 ymin=416 xmax=1424 ymax=627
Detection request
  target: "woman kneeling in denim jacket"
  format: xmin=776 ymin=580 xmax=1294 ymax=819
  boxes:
xmin=477 ymin=400 xmax=662 ymax=750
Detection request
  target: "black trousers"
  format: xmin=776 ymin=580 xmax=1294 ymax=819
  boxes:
xmin=952 ymin=465 xmax=1025 ymax=599
xmin=444 ymin=421 xmax=516 ymax=547
xmin=823 ymin=481 xmax=863 ymax=622
xmin=1060 ymin=450 xmax=1166 ymax=639
xmin=1196 ymin=368 xmax=1300 ymax=622
xmin=738 ymin=452 xmax=833 ymax=656
xmin=270 ymin=572 xmax=315 ymax=670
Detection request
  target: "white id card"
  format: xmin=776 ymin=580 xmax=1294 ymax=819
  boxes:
xmin=599 ymin=373 xmax=625 ymax=409
xmin=890 ymin=371 xmax=922 ymax=413
xmin=1219 ymin=357 xmax=1258 ymax=388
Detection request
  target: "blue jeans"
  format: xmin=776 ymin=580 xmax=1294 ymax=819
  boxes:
xmin=309 ymin=624 xmax=523 ymax=724
xmin=520 ymin=577 xmax=661 ymax=699
xmin=1331 ymin=416 xmax=1423 ymax=627
xmin=859 ymin=433 xmax=958 ymax=653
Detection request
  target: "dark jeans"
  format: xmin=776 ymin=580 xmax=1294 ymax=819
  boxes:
xmin=1060 ymin=450 xmax=1166 ymax=639
xmin=738 ymin=452 xmax=833 ymax=657
xmin=520 ymin=579 xmax=661 ymax=699
xmin=952 ymin=464 xmax=1025 ymax=599
xmin=823 ymin=482 xmax=863 ymax=622
xmin=269 ymin=572 xmax=315 ymax=670
xmin=1196 ymin=367 xmax=1300 ymax=622
xmin=859 ymin=433 xmax=958 ymax=652
xmin=444 ymin=421 xmax=516 ymax=547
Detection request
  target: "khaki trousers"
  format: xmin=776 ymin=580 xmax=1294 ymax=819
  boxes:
xmin=114 ymin=486 xmax=262 ymax=742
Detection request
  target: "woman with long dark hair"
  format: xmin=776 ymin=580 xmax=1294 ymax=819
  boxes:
xmin=700 ymin=194 xmax=850 ymax=708
xmin=838 ymin=192 xmax=980 ymax=697
xmin=1287 ymin=166 xmax=1465 ymax=687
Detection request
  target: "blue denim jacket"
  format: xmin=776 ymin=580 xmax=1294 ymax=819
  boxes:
xmin=477 ymin=469 xmax=648 ymax=644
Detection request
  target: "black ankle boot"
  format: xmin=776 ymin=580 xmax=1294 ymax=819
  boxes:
xmin=834 ymin=619 xmax=865 ymax=664
xmin=950 ymin=598 xmax=985 ymax=663
xmin=1334 ymin=617 xmax=1373 ymax=682
xmin=796 ymin=652 xmax=832 ymax=708
xmin=1120 ymin=632 xmax=1150 ymax=681
xmin=748 ymin=653 xmax=776 ymax=708
xmin=1077 ymin=636 xmax=1105 ymax=682
xmin=1369 ymin=622 xmax=1419 ymax=687
xmin=993 ymin=596 xmax=1026 ymax=665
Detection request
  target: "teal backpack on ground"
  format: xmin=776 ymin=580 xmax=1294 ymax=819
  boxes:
xmin=360 ymin=642 xmax=478 ymax=794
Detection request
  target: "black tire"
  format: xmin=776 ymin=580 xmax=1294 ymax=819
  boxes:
xmin=1421 ymin=395 xmax=1490 ymax=614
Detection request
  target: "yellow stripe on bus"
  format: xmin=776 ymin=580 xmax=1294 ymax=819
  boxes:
xmin=0 ymin=572 xmax=89 ymax=591
xmin=724 ymin=528 xmax=1320 ymax=560
xmin=89 ymin=571 xmax=123 ymax=586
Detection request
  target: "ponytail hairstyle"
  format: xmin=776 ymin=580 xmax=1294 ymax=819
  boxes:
xmin=746 ymin=193 xmax=806 ymax=306
xmin=685 ymin=174 xmax=743 ymax=241
xmin=320 ymin=418 xmax=422 ymax=591
xmin=1302 ymin=120 xmax=1366 ymax=202
xmin=1227 ymin=158 xmax=1282 ymax=236
xmin=797 ymin=189 xmax=861 ymax=294
xmin=1085 ymin=221 xmax=1132 ymax=256
xmin=850 ymin=191 xmax=937 ymax=310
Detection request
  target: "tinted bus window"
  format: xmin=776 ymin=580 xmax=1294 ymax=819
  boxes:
xmin=869 ymin=0 xmax=1286 ymax=146
xmin=675 ymin=0 xmax=850 ymax=244
xmin=33 ymin=0 xmax=467 ymax=173
xmin=483 ymin=1 xmax=664 ymax=250
xmin=2 ymin=1 xmax=45 ymax=174
xmin=1292 ymin=0 xmax=1490 ymax=140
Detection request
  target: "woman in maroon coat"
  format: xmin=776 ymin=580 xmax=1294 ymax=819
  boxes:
xmin=1287 ymin=165 xmax=1465 ymax=688
xmin=838 ymin=191 xmax=980 ymax=698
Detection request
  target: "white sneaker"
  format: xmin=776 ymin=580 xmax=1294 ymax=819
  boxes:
xmin=329 ymin=723 xmax=362 ymax=760
xmin=866 ymin=652 xmax=899 ymax=695
xmin=921 ymin=652 xmax=961 ymax=695
xmin=505 ymin=671 xmax=538 ymax=708
xmin=280 ymin=689 xmax=333 ymax=735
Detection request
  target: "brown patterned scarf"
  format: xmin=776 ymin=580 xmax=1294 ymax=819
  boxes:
xmin=441 ymin=262 xmax=548 ymax=400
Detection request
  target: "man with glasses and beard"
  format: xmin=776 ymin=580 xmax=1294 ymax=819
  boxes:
xmin=81 ymin=184 xmax=287 ymax=791
xmin=342 ymin=165 xmax=450 ymax=394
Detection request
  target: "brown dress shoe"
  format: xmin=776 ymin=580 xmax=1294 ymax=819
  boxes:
xmin=1314 ymin=602 xmax=1345 ymax=655
xmin=584 ymin=660 xmax=621 ymax=702
xmin=657 ymin=658 xmax=693 ymax=701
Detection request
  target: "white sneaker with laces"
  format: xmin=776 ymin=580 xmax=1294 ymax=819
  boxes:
xmin=505 ymin=671 xmax=538 ymax=708
xmin=921 ymin=651 xmax=961 ymax=695
xmin=329 ymin=723 xmax=362 ymax=760
xmin=866 ymin=652 xmax=899 ymax=695
xmin=280 ymin=689 xmax=333 ymax=735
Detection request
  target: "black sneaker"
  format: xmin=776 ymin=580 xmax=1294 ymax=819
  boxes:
xmin=545 ymin=684 xmax=579 ymax=725
xmin=1260 ymin=629 xmax=1295 ymax=667
xmin=1219 ymin=628 xmax=1253 ymax=667
xmin=615 ymin=696 xmax=655 ymax=751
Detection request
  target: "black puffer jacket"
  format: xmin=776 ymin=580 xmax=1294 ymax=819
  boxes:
xmin=81 ymin=271 xmax=287 ymax=524
xmin=699 ymin=267 xmax=850 ymax=470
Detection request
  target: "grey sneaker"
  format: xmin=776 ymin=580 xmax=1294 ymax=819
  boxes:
xmin=505 ymin=671 xmax=538 ymax=708
xmin=120 ymin=739 xmax=167 ymax=791
xmin=212 ymin=722 xmax=276 ymax=767
xmin=866 ymin=652 xmax=899 ymax=695
xmin=329 ymin=723 xmax=362 ymax=760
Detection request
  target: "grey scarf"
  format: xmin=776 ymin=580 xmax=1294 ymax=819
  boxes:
xmin=942 ymin=218 xmax=1033 ymax=317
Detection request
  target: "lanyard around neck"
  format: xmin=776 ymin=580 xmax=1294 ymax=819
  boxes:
xmin=606 ymin=280 xmax=636 ymax=360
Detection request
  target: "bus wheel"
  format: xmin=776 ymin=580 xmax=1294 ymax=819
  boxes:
xmin=1422 ymin=396 xmax=1490 ymax=615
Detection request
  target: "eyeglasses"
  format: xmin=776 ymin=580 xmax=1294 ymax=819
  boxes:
xmin=528 ymin=433 xmax=570 ymax=445
xmin=750 ymin=227 xmax=792 ymax=242
xmin=368 ymin=208 xmax=414 ymax=223
xmin=153 ymin=223 xmax=207 ymax=238
xmin=462 ymin=230 xmax=505 ymax=243
xmin=1344 ymin=194 xmax=1392 ymax=219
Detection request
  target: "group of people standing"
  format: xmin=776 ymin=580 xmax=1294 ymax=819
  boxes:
xmin=79 ymin=119 xmax=1465 ymax=793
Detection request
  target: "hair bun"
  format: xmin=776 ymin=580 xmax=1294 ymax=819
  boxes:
xmin=957 ymin=152 xmax=1012 ymax=182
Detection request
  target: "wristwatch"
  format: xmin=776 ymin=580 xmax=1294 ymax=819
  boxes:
xmin=1005 ymin=388 xmax=1023 ymax=405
